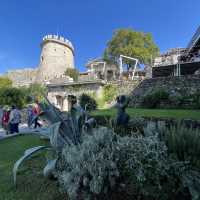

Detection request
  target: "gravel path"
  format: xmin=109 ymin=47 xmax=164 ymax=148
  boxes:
xmin=0 ymin=124 xmax=47 ymax=140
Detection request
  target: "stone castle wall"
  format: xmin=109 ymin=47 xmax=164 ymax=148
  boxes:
xmin=4 ymin=35 xmax=75 ymax=87
xmin=6 ymin=68 xmax=38 ymax=87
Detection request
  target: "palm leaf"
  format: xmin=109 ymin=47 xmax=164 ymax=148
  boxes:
xmin=39 ymin=98 xmax=78 ymax=145
xmin=40 ymin=96 xmax=84 ymax=145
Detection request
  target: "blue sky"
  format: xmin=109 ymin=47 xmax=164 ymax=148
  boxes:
xmin=0 ymin=0 xmax=200 ymax=74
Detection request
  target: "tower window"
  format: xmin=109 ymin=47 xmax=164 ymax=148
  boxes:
xmin=41 ymin=56 xmax=44 ymax=62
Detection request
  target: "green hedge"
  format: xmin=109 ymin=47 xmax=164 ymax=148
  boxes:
xmin=142 ymin=89 xmax=169 ymax=108
xmin=142 ymin=88 xmax=200 ymax=109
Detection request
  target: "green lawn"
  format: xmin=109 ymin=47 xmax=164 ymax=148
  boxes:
xmin=0 ymin=135 xmax=65 ymax=200
xmin=92 ymin=108 xmax=200 ymax=120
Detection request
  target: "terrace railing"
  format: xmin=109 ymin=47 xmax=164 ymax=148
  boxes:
xmin=187 ymin=26 xmax=200 ymax=51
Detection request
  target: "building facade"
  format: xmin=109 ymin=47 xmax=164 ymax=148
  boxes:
xmin=47 ymin=80 xmax=104 ymax=111
xmin=152 ymin=26 xmax=200 ymax=78
xmin=85 ymin=58 xmax=120 ymax=81
xmin=6 ymin=68 xmax=38 ymax=87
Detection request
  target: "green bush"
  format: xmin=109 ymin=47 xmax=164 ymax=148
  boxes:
xmin=142 ymin=88 xmax=200 ymax=109
xmin=119 ymin=133 xmax=183 ymax=200
xmin=191 ymin=91 xmax=200 ymax=109
xmin=79 ymin=93 xmax=97 ymax=111
xmin=0 ymin=77 xmax=12 ymax=88
xmin=103 ymin=84 xmax=117 ymax=103
xmin=0 ymin=83 xmax=47 ymax=108
xmin=0 ymin=87 xmax=26 ymax=108
xmin=168 ymin=94 xmax=185 ymax=108
xmin=142 ymin=89 xmax=169 ymax=108
xmin=168 ymin=91 xmax=200 ymax=109
xmin=26 ymin=83 xmax=47 ymax=101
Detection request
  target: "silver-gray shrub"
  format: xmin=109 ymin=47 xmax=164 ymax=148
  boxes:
xmin=118 ymin=134 xmax=178 ymax=199
xmin=57 ymin=127 xmax=120 ymax=200
xmin=57 ymin=127 xmax=180 ymax=200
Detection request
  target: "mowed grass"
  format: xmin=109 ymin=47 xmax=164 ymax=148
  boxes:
xmin=92 ymin=108 xmax=200 ymax=120
xmin=0 ymin=135 xmax=66 ymax=200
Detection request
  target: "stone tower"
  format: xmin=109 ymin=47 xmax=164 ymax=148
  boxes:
xmin=36 ymin=34 xmax=75 ymax=83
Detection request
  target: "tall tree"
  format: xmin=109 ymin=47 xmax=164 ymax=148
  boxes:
xmin=104 ymin=29 xmax=159 ymax=68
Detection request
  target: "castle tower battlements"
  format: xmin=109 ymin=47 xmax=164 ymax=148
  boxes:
xmin=36 ymin=34 xmax=75 ymax=83
xmin=42 ymin=35 xmax=74 ymax=53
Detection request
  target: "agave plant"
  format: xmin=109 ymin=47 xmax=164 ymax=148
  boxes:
xmin=13 ymin=96 xmax=95 ymax=185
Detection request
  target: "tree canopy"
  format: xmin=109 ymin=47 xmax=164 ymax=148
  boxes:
xmin=0 ymin=87 xmax=26 ymax=108
xmin=0 ymin=83 xmax=47 ymax=108
xmin=21 ymin=83 xmax=47 ymax=103
xmin=0 ymin=77 xmax=12 ymax=88
xmin=104 ymin=29 xmax=159 ymax=66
